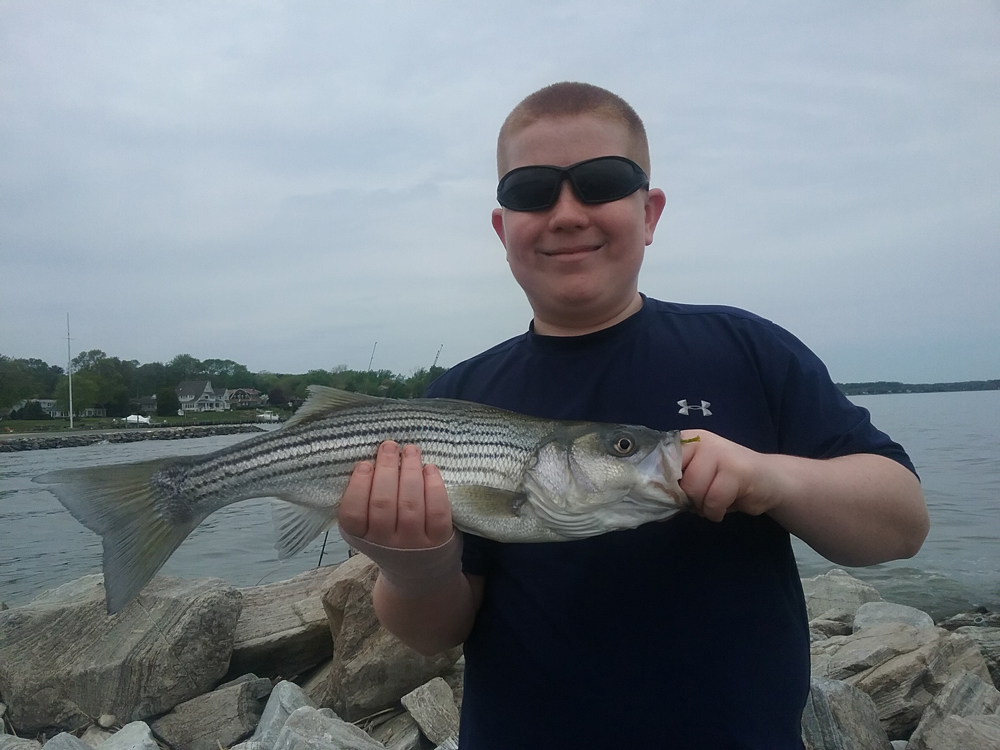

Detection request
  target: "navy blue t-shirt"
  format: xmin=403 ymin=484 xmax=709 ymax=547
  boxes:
xmin=426 ymin=296 xmax=913 ymax=750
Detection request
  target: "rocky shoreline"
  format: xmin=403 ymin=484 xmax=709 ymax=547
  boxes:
xmin=1 ymin=565 xmax=998 ymax=750
xmin=0 ymin=425 xmax=267 ymax=452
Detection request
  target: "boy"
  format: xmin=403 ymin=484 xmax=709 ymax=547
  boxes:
xmin=337 ymin=82 xmax=929 ymax=749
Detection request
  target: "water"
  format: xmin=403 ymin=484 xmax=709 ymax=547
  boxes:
xmin=0 ymin=429 xmax=353 ymax=607
xmin=793 ymin=390 xmax=1000 ymax=620
xmin=1 ymin=391 xmax=998 ymax=620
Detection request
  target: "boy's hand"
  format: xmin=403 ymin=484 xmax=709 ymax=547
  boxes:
xmin=338 ymin=441 xmax=454 ymax=549
xmin=679 ymin=430 xmax=781 ymax=522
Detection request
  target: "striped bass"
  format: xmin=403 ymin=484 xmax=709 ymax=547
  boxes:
xmin=35 ymin=386 xmax=689 ymax=613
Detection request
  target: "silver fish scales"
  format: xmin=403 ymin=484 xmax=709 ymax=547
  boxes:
xmin=36 ymin=386 xmax=689 ymax=613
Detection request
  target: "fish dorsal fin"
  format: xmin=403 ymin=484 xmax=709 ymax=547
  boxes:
xmin=284 ymin=385 xmax=382 ymax=429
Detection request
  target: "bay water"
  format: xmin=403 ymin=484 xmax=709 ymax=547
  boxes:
xmin=1 ymin=390 xmax=997 ymax=620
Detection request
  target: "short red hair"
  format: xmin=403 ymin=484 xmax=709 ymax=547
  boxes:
xmin=497 ymin=82 xmax=651 ymax=176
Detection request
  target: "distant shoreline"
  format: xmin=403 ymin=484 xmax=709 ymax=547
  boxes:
xmin=0 ymin=424 xmax=266 ymax=452
xmin=837 ymin=380 xmax=1000 ymax=397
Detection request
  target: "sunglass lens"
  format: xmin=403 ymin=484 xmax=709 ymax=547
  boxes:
xmin=572 ymin=159 xmax=643 ymax=203
xmin=498 ymin=169 xmax=559 ymax=211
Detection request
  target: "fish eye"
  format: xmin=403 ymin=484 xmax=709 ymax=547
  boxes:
xmin=612 ymin=435 xmax=635 ymax=455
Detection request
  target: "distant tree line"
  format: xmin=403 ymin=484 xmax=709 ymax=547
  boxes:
xmin=837 ymin=380 xmax=1000 ymax=396
xmin=0 ymin=351 xmax=446 ymax=418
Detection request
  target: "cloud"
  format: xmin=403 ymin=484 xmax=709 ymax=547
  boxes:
xmin=2 ymin=1 xmax=998 ymax=382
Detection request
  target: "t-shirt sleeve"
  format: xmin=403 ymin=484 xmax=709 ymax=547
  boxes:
xmin=758 ymin=322 xmax=917 ymax=475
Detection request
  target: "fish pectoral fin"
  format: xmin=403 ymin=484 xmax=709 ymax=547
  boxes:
xmin=271 ymin=496 xmax=336 ymax=559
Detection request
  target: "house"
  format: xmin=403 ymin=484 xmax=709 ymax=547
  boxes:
xmin=139 ymin=395 xmax=157 ymax=415
xmin=11 ymin=398 xmax=65 ymax=418
xmin=176 ymin=380 xmax=230 ymax=413
xmin=226 ymin=387 xmax=263 ymax=409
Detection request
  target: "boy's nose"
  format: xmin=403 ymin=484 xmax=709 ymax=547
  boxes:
xmin=547 ymin=180 xmax=590 ymax=228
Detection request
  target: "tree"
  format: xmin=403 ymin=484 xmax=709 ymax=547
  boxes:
xmin=55 ymin=372 xmax=99 ymax=415
xmin=167 ymin=354 xmax=205 ymax=383
xmin=156 ymin=387 xmax=181 ymax=416
xmin=10 ymin=400 xmax=51 ymax=420
xmin=268 ymin=387 xmax=288 ymax=407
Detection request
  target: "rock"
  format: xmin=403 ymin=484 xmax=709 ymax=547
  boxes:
xmin=368 ymin=711 xmax=428 ymax=750
xmin=0 ymin=737 xmax=40 ymax=750
xmin=890 ymin=742 xmax=907 ymax=749
xmin=95 ymin=716 xmax=115 ymax=730
xmin=801 ymin=569 xmax=883 ymax=620
xmin=907 ymin=671 xmax=1000 ymax=750
xmin=37 ymin=734 xmax=89 ymax=750
xmin=227 ymin=567 xmax=340 ymax=682
xmin=100 ymin=722 xmax=159 ymax=750
xmin=217 ymin=674 xmax=275 ymax=701
xmin=0 ymin=574 xmax=242 ymax=734
xmin=854 ymin=601 xmax=935 ymax=633
xmin=955 ymin=627 xmax=1000 ymax=689
xmin=236 ymin=680 xmax=318 ymax=750
xmin=400 ymin=678 xmax=460 ymax=747
xmin=810 ymin=609 xmax=855 ymax=642
xmin=801 ymin=675 xmax=892 ymax=749
xmin=919 ymin=714 xmax=1000 ymax=749
xmin=811 ymin=623 xmax=992 ymax=739
xmin=78 ymin=727 xmax=112 ymax=748
xmin=272 ymin=706 xmax=383 ymax=750
xmin=321 ymin=555 xmax=461 ymax=721
xmin=149 ymin=679 xmax=266 ymax=750
xmin=441 ymin=656 xmax=465 ymax=711
xmin=300 ymin=660 xmax=333 ymax=707
xmin=938 ymin=607 xmax=1000 ymax=631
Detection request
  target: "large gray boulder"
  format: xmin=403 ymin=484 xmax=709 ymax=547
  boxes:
xmin=907 ymin=670 xmax=1000 ymax=750
xmin=320 ymin=555 xmax=461 ymax=722
xmin=98 ymin=722 xmax=159 ymax=750
xmin=227 ymin=567 xmax=340 ymax=681
xmin=811 ymin=623 xmax=992 ymax=739
xmin=0 ymin=575 xmax=242 ymax=734
xmin=801 ymin=569 xmax=883 ymax=620
xmin=853 ymin=601 xmax=935 ymax=633
xmin=954 ymin=626 xmax=1000 ymax=689
xmin=400 ymin=678 xmax=460 ymax=747
xmin=918 ymin=714 xmax=1000 ymax=749
xmin=0 ymin=737 xmax=40 ymax=750
xmin=235 ymin=680 xmax=319 ymax=750
xmin=801 ymin=676 xmax=892 ymax=749
xmin=272 ymin=706 xmax=383 ymax=750
xmin=148 ymin=679 xmax=267 ymax=750
xmin=36 ymin=735 xmax=88 ymax=750
xmin=368 ymin=711 xmax=427 ymax=750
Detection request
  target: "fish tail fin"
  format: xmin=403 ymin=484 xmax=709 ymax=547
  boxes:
xmin=35 ymin=459 xmax=201 ymax=614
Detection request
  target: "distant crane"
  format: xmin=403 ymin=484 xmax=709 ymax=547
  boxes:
xmin=432 ymin=344 xmax=443 ymax=369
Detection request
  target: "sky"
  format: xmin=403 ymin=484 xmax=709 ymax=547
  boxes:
xmin=1 ymin=1 xmax=998 ymax=384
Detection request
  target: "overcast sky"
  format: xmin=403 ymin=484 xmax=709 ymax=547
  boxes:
xmin=2 ymin=1 xmax=997 ymax=384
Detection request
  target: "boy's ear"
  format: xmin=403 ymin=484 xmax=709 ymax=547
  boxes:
xmin=491 ymin=208 xmax=507 ymax=247
xmin=643 ymin=188 xmax=667 ymax=246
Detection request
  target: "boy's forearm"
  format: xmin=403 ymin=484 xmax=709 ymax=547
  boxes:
xmin=763 ymin=452 xmax=929 ymax=567
xmin=373 ymin=571 xmax=483 ymax=656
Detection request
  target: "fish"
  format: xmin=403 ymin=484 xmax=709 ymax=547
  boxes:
xmin=34 ymin=386 xmax=690 ymax=613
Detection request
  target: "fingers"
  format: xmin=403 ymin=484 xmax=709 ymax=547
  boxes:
xmin=367 ymin=442 xmax=406 ymax=539
xmin=679 ymin=430 xmax=758 ymax=523
xmin=338 ymin=460 xmax=374 ymax=538
xmin=338 ymin=441 xmax=453 ymax=549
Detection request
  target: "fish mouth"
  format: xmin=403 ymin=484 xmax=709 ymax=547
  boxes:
xmin=633 ymin=441 xmax=691 ymax=510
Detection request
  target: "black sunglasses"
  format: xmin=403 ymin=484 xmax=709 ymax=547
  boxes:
xmin=497 ymin=156 xmax=649 ymax=212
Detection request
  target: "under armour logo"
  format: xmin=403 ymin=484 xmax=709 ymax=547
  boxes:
xmin=677 ymin=399 xmax=712 ymax=416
